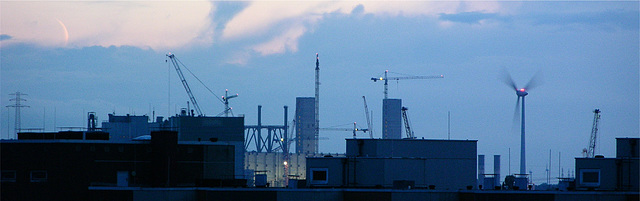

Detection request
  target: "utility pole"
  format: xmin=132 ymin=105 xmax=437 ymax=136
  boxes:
xmin=6 ymin=92 xmax=29 ymax=139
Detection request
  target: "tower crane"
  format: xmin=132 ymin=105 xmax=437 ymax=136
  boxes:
xmin=401 ymin=106 xmax=415 ymax=139
xmin=321 ymin=123 xmax=368 ymax=139
xmin=586 ymin=109 xmax=601 ymax=158
xmin=372 ymin=70 xmax=444 ymax=99
xmin=362 ymin=96 xmax=373 ymax=139
xmin=166 ymin=53 xmax=203 ymax=116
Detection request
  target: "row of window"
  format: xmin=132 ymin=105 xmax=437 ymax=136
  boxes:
xmin=1 ymin=170 xmax=47 ymax=182
xmin=73 ymin=145 xmax=196 ymax=154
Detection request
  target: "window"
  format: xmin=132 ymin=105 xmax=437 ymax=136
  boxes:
xmin=579 ymin=169 xmax=600 ymax=187
xmin=30 ymin=170 xmax=47 ymax=182
xmin=309 ymin=168 xmax=328 ymax=185
xmin=1 ymin=170 xmax=16 ymax=182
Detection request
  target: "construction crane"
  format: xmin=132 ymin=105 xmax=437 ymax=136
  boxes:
xmin=362 ymin=96 xmax=373 ymax=139
xmin=585 ymin=109 xmax=601 ymax=158
xmin=166 ymin=53 xmax=203 ymax=116
xmin=372 ymin=70 xmax=444 ymax=99
xmin=401 ymin=106 xmax=415 ymax=139
xmin=321 ymin=123 xmax=368 ymax=139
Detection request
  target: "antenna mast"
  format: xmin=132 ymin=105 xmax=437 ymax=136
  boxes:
xmin=314 ymin=53 xmax=320 ymax=153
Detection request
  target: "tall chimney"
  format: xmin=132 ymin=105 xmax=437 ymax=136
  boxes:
xmin=478 ymin=155 xmax=485 ymax=188
xmin=494 ymin=155 xmax=501 ymax=188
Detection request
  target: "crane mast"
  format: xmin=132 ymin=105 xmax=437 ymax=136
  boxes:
xmin=362 ymin=96 xmax=373 ymax=138
xmin=401 ymin=106 xmax=415 ymax=139
xmin=371 ymin=70 xmax=444 ymax=99
xmin=166 ymin=53 xmax=203 ymax=116
xmin=587 ymin=109 xmax=601 ymax=158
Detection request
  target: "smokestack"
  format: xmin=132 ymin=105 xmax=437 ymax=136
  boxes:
xmin=283 ymin=106 xmax=288 ymax=154
xmin=494 ymin=155 xmax=501 ymax=188
xmin=478 ymin=155 xmax=485 ymax=188
xmin=314 ymin=53 xmax=320 ymax=153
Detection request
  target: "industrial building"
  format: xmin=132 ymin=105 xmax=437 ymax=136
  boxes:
xmin=306 ymin=138 xmax=477 ymax=190
xmin=1 ymin=112 xmax=247 ymax=200
xmin=477 ymin=154 xmax=502 ymax=190
xmin=245 ymin=152 xmax=344 ymax=187
xmin=575 ymin=138 xmax=639 ymax=191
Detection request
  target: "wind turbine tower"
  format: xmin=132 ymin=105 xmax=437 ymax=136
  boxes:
xmin=503 ymin=70 xmax=541 ymax=175
xmin=516 ymin=88 xmax=527 ymax=175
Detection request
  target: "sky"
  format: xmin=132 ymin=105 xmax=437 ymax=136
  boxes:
xmin=1 ymin=1 xmax=638 ymax=184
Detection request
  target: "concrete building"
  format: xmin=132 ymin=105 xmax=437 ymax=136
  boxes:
xmin=382 ymin=99 xmax=402 ymax=139
xmin=307 ymin=139 xmax=477 ymax=190
xmin=575 ymin=138 xmax=638 ymax=191
xmin=296 ymin=97 xmax=317 ymax=154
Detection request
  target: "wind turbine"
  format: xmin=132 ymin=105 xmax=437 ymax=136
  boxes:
xmin=502 ymin=70 xmax=542 ymax=176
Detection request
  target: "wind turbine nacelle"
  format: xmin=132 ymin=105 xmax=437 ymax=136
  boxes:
xmin=516 ymin=89 xmax=528 ymax=96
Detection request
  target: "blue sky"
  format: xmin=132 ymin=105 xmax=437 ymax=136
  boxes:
xmin=1 ymin=1 xmax=638 ymax=184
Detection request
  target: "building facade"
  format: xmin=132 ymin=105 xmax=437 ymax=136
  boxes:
xmin=307 ymin=139 xmax=477 ymax=190
xmin=1 ymin=131 xmax=240 ymax=201
xmin=101 ymin=114 xmax=151 ymax=141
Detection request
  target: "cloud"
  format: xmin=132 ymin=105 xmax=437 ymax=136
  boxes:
xmin=0 ymin=1 xmax=215 ymax=50
xmin=531 ymin=10 xmax=639 ymax=30
xmin=221 ymin=1 xmax=506 ymax=57
xmin=252 ymin=25 xmax=307 ymax=56
xmin=0 ymin=34 xmax=12 ymax=41
xmin=439 ymin=12 xmax=504 ymax=24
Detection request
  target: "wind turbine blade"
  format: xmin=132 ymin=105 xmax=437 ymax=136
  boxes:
xmin=524 ymin=70 xmax=543 ymax=90
xmin=500 ymin=69 xmax=518 ymax=91
xmin=512 ymin=96 xmax=521 ymax=134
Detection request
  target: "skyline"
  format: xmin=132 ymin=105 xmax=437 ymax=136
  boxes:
xmin=2 ymin=1 xmax=638 ymax=185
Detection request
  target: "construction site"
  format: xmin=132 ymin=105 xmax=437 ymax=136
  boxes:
xmin=1 ymin=53 xmax=637 ymax=201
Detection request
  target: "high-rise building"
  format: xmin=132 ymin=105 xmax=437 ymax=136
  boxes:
xmin=382 ymin=98 xmax=402 ymax=139
xmin=296 ymin=97 xmax=317 ymax=154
